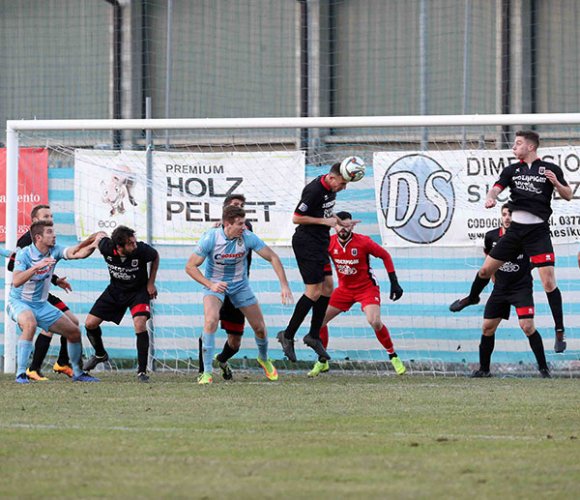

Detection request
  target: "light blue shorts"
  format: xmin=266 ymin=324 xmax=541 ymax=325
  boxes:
xmin=204 ymin=280 xmax=257 ymax=309
xmin=7 ymin=299 xmax=64 ymax=331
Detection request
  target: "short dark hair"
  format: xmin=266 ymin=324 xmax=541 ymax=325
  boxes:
xmin=111 ymin=225 xmax=136 ymax=247
xmin=335 ymin=211 xmax=352 ymax=221
xmin=30 ymin=220 xmax=53 ymax=241
xmin=222 ymin=205 xmax=245 ymax=223
xmin=501 ymin=203 xmax=511 ymax=213
xmin=30 ymin=204 xmax=50 ymax=220
xmin=223 ymin=194 xmax=246 ymax=207
xmin=515 ymin=130 xmax=540 ymax=149
xmin=329 ymin=162 xmax=342 ymax=176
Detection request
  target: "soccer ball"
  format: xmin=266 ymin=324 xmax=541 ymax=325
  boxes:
xmin=339 ymin=156 xmax=366 ymax=182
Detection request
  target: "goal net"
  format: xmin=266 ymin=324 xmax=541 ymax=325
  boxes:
xmin=3 ymin=115 xmax=580 ymax=376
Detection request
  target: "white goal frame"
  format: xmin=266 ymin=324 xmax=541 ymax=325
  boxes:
xmin=5 ymin=112 xmax=580 ymax=373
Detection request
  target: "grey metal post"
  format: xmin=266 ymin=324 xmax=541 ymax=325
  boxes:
xmin=164 ymin=0 xmax=174 ymax=149
xmin=145 ymin=97 xmax=156 ymax=372
xmin=461 ymin=0 xmax=472 ymax=147
xmin=420 ymin=0 xmax=428 ymax=150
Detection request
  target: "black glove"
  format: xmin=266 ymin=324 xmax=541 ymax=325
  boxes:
xmin=388 ymin=271 xmax=403 ymax=301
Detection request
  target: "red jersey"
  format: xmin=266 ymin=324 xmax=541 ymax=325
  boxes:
xmin=328 ymin=233 xmax=395 ymax=290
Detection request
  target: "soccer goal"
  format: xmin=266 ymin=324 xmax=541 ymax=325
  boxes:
xmin=4 ymin=113 xmax=580 ymax=376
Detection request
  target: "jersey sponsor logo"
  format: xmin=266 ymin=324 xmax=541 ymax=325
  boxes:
xmin=337 ymin=264 xmax=357 ymax=275
xmin=499 ymin=261 xmax=520 ymax=273
xmin=334 ymin=258 xmax=360 ymax=265
xmin=214 ymin=252 xmax=245 ymax=260
xmin=379 ymin=154 xmax=455 ymax=244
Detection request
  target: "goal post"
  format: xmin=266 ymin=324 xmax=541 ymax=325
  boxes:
xmin=4 ymin=113 xmax=580 ymax=375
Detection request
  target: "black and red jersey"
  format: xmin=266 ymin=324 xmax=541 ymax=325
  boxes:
xmin=98 ymin=237 xmax=158 ymax=292
xmin=328 ymin=233 xmax=394 ymax=290
xmin=294 ymin=175 xmax=336 ymax=245
xmin=484 ymin=227 xmax=532 ymax=290
xmin=495 ymin=159 xmax=567 ymax=221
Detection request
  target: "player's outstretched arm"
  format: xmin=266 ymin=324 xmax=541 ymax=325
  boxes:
xmin=292 ymin=213 xmax=338 ymax=228
xmin=13 ymin=255 xmax=57 ymax=288
xmin=66 ymin=231 xmax=108 ymax=260
xmin=368 ymin=239 xmax=403 ymax=301
xmin=485 ymin=186 xmax=502 ymax=209
xmin=0 ymin=247 xmax=14 ymax=259
xmin=545 ymin=170 xmax=572 ymax=200
xmin=185 ymin=253 xmax=227 ymax=293
xmin=148 ymin=252 xmax=160 ymax=299
xmin=255 ymin=246 xmax=293 ymax=305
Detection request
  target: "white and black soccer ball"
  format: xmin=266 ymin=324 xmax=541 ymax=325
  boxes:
xmin=339 ymin=156 xmax=366 ymax=182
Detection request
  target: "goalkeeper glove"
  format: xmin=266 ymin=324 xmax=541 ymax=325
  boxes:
xmin=388 ymin=271 xmax=403 ymax=301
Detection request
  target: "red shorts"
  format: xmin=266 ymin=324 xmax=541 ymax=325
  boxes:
xmin=329 ymin=285 xmax=381 ymax=312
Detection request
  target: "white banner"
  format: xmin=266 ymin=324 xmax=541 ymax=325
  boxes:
xmin=373 ymin=147 xmax=580 ymax=247
xmin=75 ymin=150 xmax=305 ymax=245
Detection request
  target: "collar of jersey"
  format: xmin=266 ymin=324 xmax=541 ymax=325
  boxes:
xmin=320 ymin=174 xmax=331 ymax=191
xmin=219 ymin=226 xmax=239 ymax=241
xmin=30 ymin=243 xmax=51 ymax=258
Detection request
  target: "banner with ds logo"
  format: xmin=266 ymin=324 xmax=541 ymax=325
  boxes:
xmin=374 ymin=147 xmax=580 ymax=247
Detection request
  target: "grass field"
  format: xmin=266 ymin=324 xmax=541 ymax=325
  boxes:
xmin=0 ymin=371 xmax=578 ymax=499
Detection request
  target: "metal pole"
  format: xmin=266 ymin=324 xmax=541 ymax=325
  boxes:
xmin=164 ymin=0 xmax=174 ymax=149
xmin=145 ymin=97 xmax=155 ymax=372
xmin=419 ymin=0 xmax=428 ymax=150
xmin=461 ymin=0 xmax=472 ymax=147
xmin=4 ymin=127 xmax=19 ymax=373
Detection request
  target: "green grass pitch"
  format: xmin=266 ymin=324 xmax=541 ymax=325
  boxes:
xmin=0 ymin=372 xmax=578 ymax=499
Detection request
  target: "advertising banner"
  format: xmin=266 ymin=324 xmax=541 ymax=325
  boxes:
xmin=75 ymin=150 xmax=305 ymax=245
xmin=0 ymin=148 xmax=49 ymax=242
xmin=374 ymin=147 xmax=580 ymax=247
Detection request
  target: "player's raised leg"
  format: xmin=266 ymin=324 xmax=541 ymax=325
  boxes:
xmin=536 ymin=266 xmax=566 ymax=353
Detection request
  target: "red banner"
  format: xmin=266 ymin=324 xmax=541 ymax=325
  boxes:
xmin=0 ymin=148 xmax=49 ymax=242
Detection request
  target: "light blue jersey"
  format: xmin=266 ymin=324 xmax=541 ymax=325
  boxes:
xmin=9 ymin=243 xmax=69 ymax=303
xmin=0 ymin=247 xmax=13 ymax=258
xmin=195 ymin=227 xmax=266 ymax=286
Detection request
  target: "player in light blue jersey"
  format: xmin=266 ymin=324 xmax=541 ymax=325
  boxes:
xmin=8 ymin=220 xmax=106 ymax=383
xmin=186 ymin=205 xmax=293 ymax=384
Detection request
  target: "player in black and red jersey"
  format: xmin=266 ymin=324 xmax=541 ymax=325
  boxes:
xmin=307 ymin=211 xmax=405 ymax=377
xmin=7 ymin=204 xmax=77 ymax=380
xmin=465 ymin=205 xmax=550 ymax=377
xmin=449 ymin=130 xmax=572 ymax=353
xmin=277 ymin=162 xmax=351 ymax=362
xmin=83 ymin=225 xmax=159 ymax=382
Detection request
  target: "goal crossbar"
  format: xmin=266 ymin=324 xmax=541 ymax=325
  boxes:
xmin=4 ymin=112 xmax=580 ymax=373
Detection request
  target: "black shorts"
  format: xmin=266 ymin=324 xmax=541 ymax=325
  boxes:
xmin=89 ymin=286 xmax=151 ymax=325
xmin=292 ymin=233 xmax=332 ymax=285
xmin=48 ymin=293 xmax=69 ymax=313
xmin=484 ymin=286 xmax=534 ymax=320
xmin=489 ymin=221 xmax=554 ymax=267
xmin=219 ymin=295 xmax=245 ymax=335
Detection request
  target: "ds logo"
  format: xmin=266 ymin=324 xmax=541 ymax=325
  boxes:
xmin=379 ymin=154 xmax=455 ymax=244
xmin=98 ymin=220 xmax=118 ymax=229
